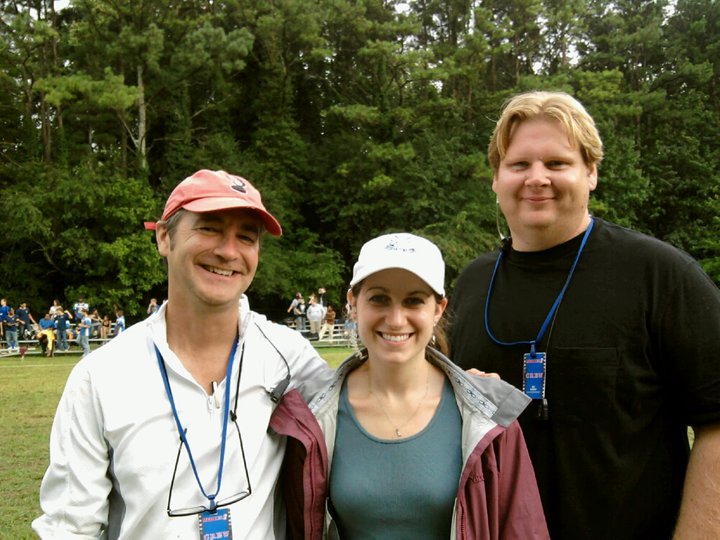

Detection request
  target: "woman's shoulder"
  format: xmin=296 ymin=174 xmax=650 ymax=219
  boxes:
xmin=427 ymin=348 xmax=531 ymax=427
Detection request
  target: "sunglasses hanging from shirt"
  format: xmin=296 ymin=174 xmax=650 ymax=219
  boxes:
xmin=156 ymin=336 xmax=249 ymax=540
xmin=484 ymin=218 xmax=595 ymax=421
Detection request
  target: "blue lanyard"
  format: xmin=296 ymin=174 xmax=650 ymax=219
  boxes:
xmin=155 ymin=337 xmax=240 ymax=511
xmin=484 ymin=218 xmax=595 ymax=356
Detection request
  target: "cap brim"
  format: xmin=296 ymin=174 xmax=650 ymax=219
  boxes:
xmin=180 ymin=198 xmax=283 ymax=236
xmin=144 ymin=221 xmax=157 ymax=230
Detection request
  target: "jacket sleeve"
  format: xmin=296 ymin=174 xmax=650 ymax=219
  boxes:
xmin=491 ymin=421 xmax=549 ymax=540
xmin=270 ymin=389 xmax=329 ymax=540
xmin=32 ymin=363 xmax=111 ymax=539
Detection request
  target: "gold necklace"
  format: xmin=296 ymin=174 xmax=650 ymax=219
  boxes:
xmin=368 ymin=368 xmax=430 ymax=438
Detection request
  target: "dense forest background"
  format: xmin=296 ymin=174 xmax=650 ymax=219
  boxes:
xmin=1 ymin=0 xmax=719 ymax=322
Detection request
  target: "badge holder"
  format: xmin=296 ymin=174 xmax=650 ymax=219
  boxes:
xmin=523 ymin=352 xmax=549 ymax=420
xmin=199 ymin=507 xmax=233 ymax=539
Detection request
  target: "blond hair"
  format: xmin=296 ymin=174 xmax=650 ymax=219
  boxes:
xmin=488 ymin=91 xmax=604 ymax=170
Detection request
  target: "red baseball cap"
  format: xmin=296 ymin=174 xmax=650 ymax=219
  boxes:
xmin=144 ymin=169 xmax=282 ymax=236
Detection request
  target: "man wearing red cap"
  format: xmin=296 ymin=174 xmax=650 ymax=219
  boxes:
xmin=34 ymin=170 xmax=332 ymax=539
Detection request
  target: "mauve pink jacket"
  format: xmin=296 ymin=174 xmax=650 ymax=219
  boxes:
xmin=270 ymin=350 xmax=550 ymax=540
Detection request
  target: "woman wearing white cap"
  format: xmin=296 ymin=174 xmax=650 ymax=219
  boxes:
xmin=271 ymin=233 xmax=548 ymax=539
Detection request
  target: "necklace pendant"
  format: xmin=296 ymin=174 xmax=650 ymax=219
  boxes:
xmin=395 ymin=429 xmax=402 ymax=438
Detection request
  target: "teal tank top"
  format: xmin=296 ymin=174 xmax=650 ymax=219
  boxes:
xmin=329 ymin=377 xmax=463 ymax=539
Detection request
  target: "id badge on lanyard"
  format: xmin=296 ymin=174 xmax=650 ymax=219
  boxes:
xmin=523 ymin=352 xmax=546 ymax=399
xmin=523 ymin=352 xmax=549 ymax=420
xmin=199 ymin=508 xmax=233 ymax=539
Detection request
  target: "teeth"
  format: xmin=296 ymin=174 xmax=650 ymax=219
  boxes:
xmin=206 ymin=266 xmax=233 ymax=277
xmin=382 ymin=333 xmax=409 ymax=342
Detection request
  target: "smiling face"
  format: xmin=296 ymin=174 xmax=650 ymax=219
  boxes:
xmin=156 ymin=209 xmax=262 ymax=313
xmin=349 ymin=268 xmax=447 ymax=367
xmin=493 ymin=118 xmax=597 ymax=251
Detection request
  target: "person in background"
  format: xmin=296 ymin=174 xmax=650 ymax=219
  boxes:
xmin=77 ymin=308 xmax=92 ymax=357
xmin=287 ymin=292 xmax=305 ymax=332
xmin=114 ymin=309 xmax=126 ymax=335
xmin=53 ymin=307 xmax=72 ymax=352
xmin=36 ymin=326 xmax=55 ymax=357
xmin=38 ymin=313 xmax=54 ymax=331
xmin=16 ymin=302 xmax=37 ymax=340
xmin=100 ymin=314 xmax=111 ymax=340
xmin=66 ymin=327 xmax=77 ymax=348
xmin=305 ymin=295 xmax=326 ymax=337
xmin=448 ymin=90 xmax=720 ymax=539
xmin=0 ymin=298 xmax=9 ymax=344
xmin=317 ymin=304 xmax=337 ymax=343
xmin=48 ymin=299 xmax=62 ymax=317
xmin=89 ymin=308 xmax=102 ymax=338
xmin=147 ymin=298 xmax=159 ymax=316
xmin=5 ymin=307 xmax=19 ymax=352
xmin=73 ymin=297 xmax=89 ymax=322
xmin=33 ymin=168 xmax=332 ymax=538
xmin=343 ymin=305 xmax=358 ymax=351
xmin=317 ymin=287 xmax=326 ymax=307
xmin=273 ymin=232 xmax=548 ymax=539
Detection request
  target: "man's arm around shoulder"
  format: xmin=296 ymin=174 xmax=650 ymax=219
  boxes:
xmin=673 ymin=423 xmax=720 ymax=539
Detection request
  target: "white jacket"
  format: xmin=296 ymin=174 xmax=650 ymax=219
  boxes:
xmin=33 ymin=298 xmax=332 ymax=539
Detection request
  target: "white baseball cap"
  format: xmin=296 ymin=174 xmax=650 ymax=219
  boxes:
xmin=350 ymin=233 xmax=445 ymax=296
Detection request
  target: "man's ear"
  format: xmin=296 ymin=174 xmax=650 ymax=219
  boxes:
xmin=587 ymin=163 xmax=598 ymax=191
xmin=156 ymin=224 xmax=170 ymax=257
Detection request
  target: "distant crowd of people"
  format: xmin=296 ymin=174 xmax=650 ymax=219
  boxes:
xmin=0 ymin=296 xmax=131 ymax=357
xmin=286 ymin=287 xmax=357 ymax=345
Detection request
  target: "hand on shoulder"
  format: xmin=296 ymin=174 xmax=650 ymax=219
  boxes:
xmin=466 ymin=368 xmax=501 ymax=380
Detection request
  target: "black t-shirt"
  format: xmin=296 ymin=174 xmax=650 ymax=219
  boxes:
xmin=449 ymin=218 xmax=720 ymax=540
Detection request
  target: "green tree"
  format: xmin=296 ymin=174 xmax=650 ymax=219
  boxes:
xmin=642 ymin=0 xmax=720 ymax=279
xmin=0 ymin=164 xmax=165 ymax=317
xmin=0 ymin=0 xmax=717 ymax=319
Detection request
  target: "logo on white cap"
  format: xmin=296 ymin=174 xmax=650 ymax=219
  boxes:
xmin=384 ymin=236 xmax=416 ymax=254
xmin=350 ymin=233 xmax=445 ymax=296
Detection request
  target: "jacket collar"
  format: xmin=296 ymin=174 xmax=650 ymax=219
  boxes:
xmin=308 ymin=347 xmax=529 ymax=428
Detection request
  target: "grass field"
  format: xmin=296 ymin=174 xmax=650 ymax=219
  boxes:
xmin=0 ymin=346 xmax=351 ymax=539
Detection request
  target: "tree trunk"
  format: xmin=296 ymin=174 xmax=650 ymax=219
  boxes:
xmin=137 ymin=64 xmax=147 ymax=170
